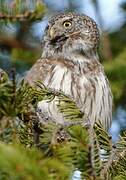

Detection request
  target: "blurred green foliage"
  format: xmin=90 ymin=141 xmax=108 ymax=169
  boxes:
xmin=104 ymin=49 xmax=126 ymax=107
xmin=109 ymin=25 xmax=126 ymax=58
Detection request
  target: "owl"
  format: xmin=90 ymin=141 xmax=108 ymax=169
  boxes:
xmin=25 ymin=12 xmax=112 ymax=130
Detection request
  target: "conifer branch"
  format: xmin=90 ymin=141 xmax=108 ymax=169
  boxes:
xmin=0 ymin=0 xmax=46 ymax=22
xmin=0 ymin=76 xmax=126 ymax=179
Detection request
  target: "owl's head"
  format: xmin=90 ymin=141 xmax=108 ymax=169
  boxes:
xmin=42 ymin=12 xmax=100 ymax=59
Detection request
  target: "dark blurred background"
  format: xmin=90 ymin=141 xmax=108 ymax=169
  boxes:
xmin=0 ymin=0 xmax=126 ymax=140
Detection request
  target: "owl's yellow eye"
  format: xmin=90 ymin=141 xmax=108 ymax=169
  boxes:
xmin=63 ymin=21 xmax=72 ymax=28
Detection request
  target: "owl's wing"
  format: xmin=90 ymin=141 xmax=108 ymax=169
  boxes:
xmin=24 ymin=57 xmax=73 ymax=86
xmin=24 ymin=58 xmax=52 ymax=86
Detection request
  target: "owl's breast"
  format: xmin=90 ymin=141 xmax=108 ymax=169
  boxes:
xmin=43 ymin=64 xmax=94 ymax=105
xmin=43 ymin=64 xmax=73 ymax=96
xmin=37 ymin=64 xmax=93 ymax=120
xmin=37 ymin=64 xmax=74 ymax=124
xmin=37 ymin=63 xmax=112 ymax=130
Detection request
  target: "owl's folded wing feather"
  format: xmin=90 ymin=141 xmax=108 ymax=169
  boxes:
xmin=24 ymin=58 xmax=52 ymax=86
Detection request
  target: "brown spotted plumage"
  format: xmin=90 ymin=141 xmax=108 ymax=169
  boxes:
xmin=25 ymin=12 xmax=112 ymax=130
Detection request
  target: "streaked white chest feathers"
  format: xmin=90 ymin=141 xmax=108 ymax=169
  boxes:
xmin=37 ymin=62 xmax=112 ymax=130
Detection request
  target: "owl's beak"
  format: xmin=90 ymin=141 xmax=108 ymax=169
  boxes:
xmin=49 ymin=27 xmax=57 ymax=40
xmin=49 ymin=27 xmax=68 ymax=44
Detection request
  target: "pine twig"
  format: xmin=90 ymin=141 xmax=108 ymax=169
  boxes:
xmin=0 ymin=0 xmax=46 ymax=22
